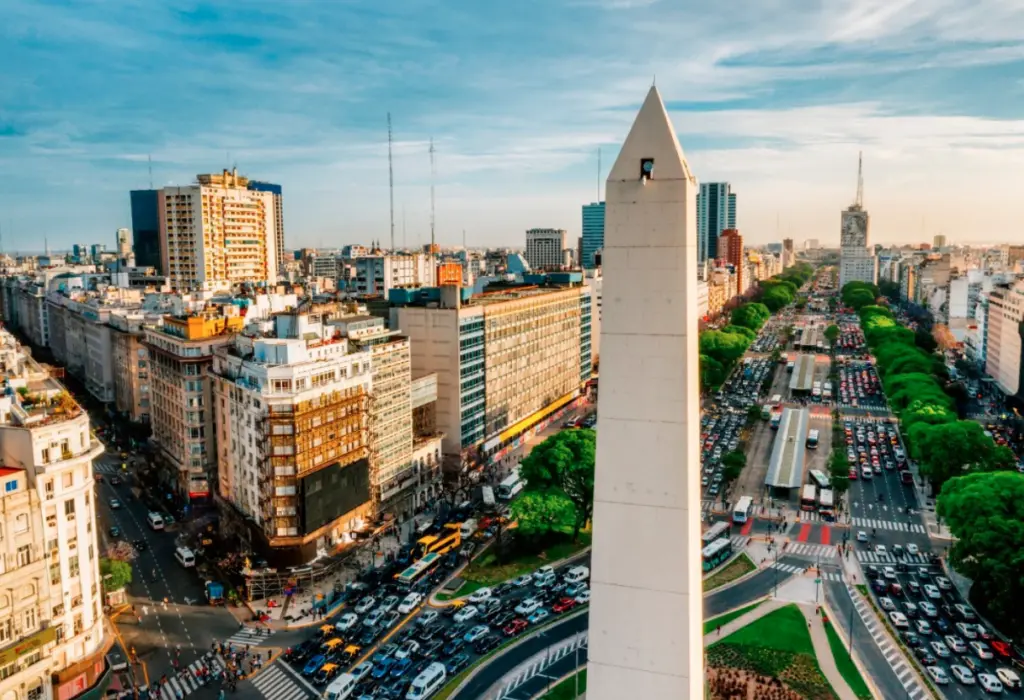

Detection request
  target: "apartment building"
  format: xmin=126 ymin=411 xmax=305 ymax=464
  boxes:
xmin=108 ymin=311 xmax=160 ymax=425
xmin=46 ymin=293 xmax=118 ymax=405
xmin=146 ymin=312 xmax=244 ymax=502
xmin=391 ymin=276 xmax=591 ymax=468
xmin=524 ymin=229 xmax=568 ymax=270
xmin=0 ymin=329 xmax=109 ymax=700
xmin=158 ymin=169 xmax=279 ymax=291
xmin=351 ymin=254 xmax=436 ymax=296
xmin=984 ymin=279 xmax=1024 ymax=398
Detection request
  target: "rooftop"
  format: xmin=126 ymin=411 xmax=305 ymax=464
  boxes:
xmin=765 ymin=407 xmax=809 ymax=489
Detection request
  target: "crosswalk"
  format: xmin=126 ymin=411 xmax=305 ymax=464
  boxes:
xmin=153 ymin=655 xmax=229 ymax=700
xmin=251 ymin=663 xmax=313 ymax=700
xmin=849 ymin=517 xmax=926 ymax=534
xmin=94 ymin=462 xmax=125 ymax=475
xmin=847 ymin=584 xmax=928 ymax=700
xmin=496 ymin=633 xmax=588 ymax=699
xmin=222 ymin=627 xmax=277 ymax=648
xmin=768 ymin=562 xmax=845 ymax=581
xmin=797 ymin=511 xmax=837 ymax=523
xmin=855 ymin=550 xmax=931 ymax=565
xmin=785 ymin=542 xmax=837 ymax=560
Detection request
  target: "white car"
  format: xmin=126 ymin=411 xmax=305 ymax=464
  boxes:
xmin=512 ymin=574 xmax=533 ymax=587
xmin=453 ymin=605 xmax=479 ymax=624
xmin=335 ymin=612 xmax=359 ymax=633
xmin=463 ymin=625 xmax=489 ymax=643
xmin=919 ymin=601 xmax=938 ymax=618
xmin=956 ymin=622 xmax=978 ymax=640
xmin=970 ymin=641 xmax=994 ymax=660
xmin=515 ymin=598 xmax=542 ymax=616
xmin=914 ymin=619 xmax=932 ymax=636
xmin=907 ymin=543 xmax=920 ymax=555
xmin=856 ymin=531 xmax=868 ymax=543
xmin=931 ymin=640 xmax=951 ymax=658
xmin=875 ymin=544 xmax=888 ymax=556
xmin=378 ymin=595 xmax=400 ymax=613
xmin=533 ymin=565 xmax=554 ymax=580
xmin=574 ymin=589 xmax=591 ymax=605
xmin=397 ymin=593 xmax=424 ymax=614
xmin=468 ymin=587 xmax=493 ymax=603
xmin=945 ymin=635 xmax=967 ymax=654
xmin=883 ymin=566 xmax=897 ymax=580
xmin=351 ymin=661 xmax=373 ymax=683
xmin=996 ymin=667 xmax=1021 ymax=690
xmin=417 ymin=610 xmax=440 ymax=627
xmin=923 ymin=584 xmax=942 ymax=600
xmin=889 ymin=612 xmax=909 ymax=629
xmin=928 ymin=666 xmax=949 ymax=685
xmin=394 ymin=640 xmax=420 ymax=660
xmin=354 ymin=596 xmax=377 ymax=615
xmin=979 ymin=673 xmax=1004 ymax=694
xmin=950 ymin=665 xmax=976 ymax=685
xmin=936 ymin=576 xmax=953 ymax=591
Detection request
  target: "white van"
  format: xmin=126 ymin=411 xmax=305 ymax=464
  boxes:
xmin=174 ymin=547 xmax=196 ymax=568
xmin=406 ymin=662 xmax=446 ymax=700
xmin=564 ymin=566 xmax=589 ymax=585
xmin=324 ymin=673 xmax=358 ymax=700
xmin=533 ymin=570 xmax=557 ymax=588
xmin=147 ymin=512 xmax=165 ymax=530
xmin=459 ymin=519 xmax=477 ymax=538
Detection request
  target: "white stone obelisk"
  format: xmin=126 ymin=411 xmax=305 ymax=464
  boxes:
xmin=587 ymin=86 xmax=703 ymax=699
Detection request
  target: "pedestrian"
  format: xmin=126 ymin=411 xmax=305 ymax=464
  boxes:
xmin=716 ymin=625 xmax=721 ymax=636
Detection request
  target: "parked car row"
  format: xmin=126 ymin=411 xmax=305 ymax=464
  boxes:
xmin=842 ymin=418 xmax=908 ymax=481
xmin=700 ymin=410 xmax=745 ymax=499
xmin=837 ymin=360 xmax=886 ymax=409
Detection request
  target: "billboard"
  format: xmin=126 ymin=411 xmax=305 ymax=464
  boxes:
xmin=300 ymin=458 xmax=370 ymax=533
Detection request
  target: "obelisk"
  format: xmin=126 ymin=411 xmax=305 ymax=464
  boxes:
xmin=587 ymin=86 xmax=703 ymax=699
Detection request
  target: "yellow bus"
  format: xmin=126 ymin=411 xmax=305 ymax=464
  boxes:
xmin=412 ymin=523 xmax=461 ymax=560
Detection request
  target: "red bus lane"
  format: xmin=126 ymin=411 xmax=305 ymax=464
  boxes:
xmin=797 ymin=522 xmax=811 ymax=542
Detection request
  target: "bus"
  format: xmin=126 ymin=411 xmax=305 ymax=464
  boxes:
xmin=770 ymin=412 xmax=782 ymax=430
xmin=497 ymin=466 xmax=524 ymax=501
xmin=732 ymin=496 xmax=754 ymax=524
xmin=412 ymin=524 xmax=461 ymax=560
xmin=808 ymin=469 xmax=830 ymax=490
xmin=701 ymin=538 xmax=733 ymax=571
xmin=770 ymin=394 xmax=782 ymax=406
xmin=806 ymin=429 xmax=820 ymax=449
xmin=800 ymin=483 xmax=818 ymax=511
xmin=394 ymin=552 xmax=443 ymax=588
xmin=819 ymin=489 xmax=835 ymax=521
xmin=761 ymin=404 xmax=772 ymax=420
xmin=701 ymin=521 xmax=731 ymax=547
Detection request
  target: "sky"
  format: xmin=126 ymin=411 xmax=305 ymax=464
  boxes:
xmin=3 ymin=0 xmax=1024 ymax=252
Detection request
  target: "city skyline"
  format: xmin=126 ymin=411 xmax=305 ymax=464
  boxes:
xmin=3 ymin=1 xmax=1024 ymax=250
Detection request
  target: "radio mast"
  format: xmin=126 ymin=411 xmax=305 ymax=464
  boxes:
xmin=388 ymin=113 xmax=395 ymax=252
xmin=429 ymin=138 xmax=436 ymax=257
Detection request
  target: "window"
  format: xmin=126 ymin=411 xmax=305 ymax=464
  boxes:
xmin=68 ymin=555 xmax=79 ymax=577
xmin=73 ymin=614 xmax=83 ymax=635
xmin=50 ymin=563 xmax=61 ymax=586
xmin=15 ymin=513 xmax=28 ymax=534
xmin=24 ymin=607 xmax=36 ymax=630
xmin=62 ymin=472 xmax=73 ymax=488
xmin=44 ymin=480 xmax=54 ymax=500
xmin=3 ymin=479 xmax=16 ymax=493
xmin=64 ymin=499 xmax=76 ymax=518
xmin=17 ymin=545 xmax=31 ymax=567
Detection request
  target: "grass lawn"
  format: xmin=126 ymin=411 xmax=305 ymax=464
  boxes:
xmin=538 ymin=669 xmax=587 ymax=699
xmin=703 ymin=600 xmax=763 ymax=635
xmin=822 ymin=618 xmax=872 ymax=700
xmin=442 ymin=532 xmax=592 ymax=599
xmin=703 ymin=553 xmax=756 ymax=592
xmin=707 ymin=603 xmax=838 ymax=700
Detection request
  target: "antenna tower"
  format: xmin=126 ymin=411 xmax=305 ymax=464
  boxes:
xmin=429 ymin=138 xmax=436 ymax=257
xmin=855 ymin=151 xmax=864 ymax=209
xmin=148 ymin=154 xmax=153 ymax=189
xmin=387 ymin=113 xmax=395 ymax=252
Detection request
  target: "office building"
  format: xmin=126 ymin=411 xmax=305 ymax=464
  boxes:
xmin=391 ymin=277 xmax=591 ymax=466
xmin=782 ymin=238 xmax=795 ymax=268
xmin=146 ymin=312 xmax=244 ymax=502
xmin=582 ymin=203 xmax=606 ymax=270
xmin=524 ymin=228 xmax=568 ymax=270
xmin=158 ymin=169 xmax=279 ymax=290
xmin=804 ymin=239 xmax=821 ymax=250
xmin=839 ymin=156 xmax=877 ymax=287
xmin=984 ymin=280 xmax=1024 ymax=398
xmin=697 ymin=182 xmax=736 ymax=264
xmin=351 ymin=254 xmax=436 ymax=296
xmin=130 ymin=189 xmax=161 ymax=271
xmin=933 ymin=234 xmax=947 ymax=249
xmin=589 ymin=86 xmax=703 ymax=699
xmin=718 ymin=228 xmax=744 ymax=292
xmin=247 ymin=181 xmax=286 ymax=271
xmin=0 ymin=328 xmax=110 ymax=700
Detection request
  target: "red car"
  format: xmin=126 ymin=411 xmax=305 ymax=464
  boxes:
xmin=992 ymin=640 xmax=1012 ymax=658
xmin=552 ymin=597 xmax=577 ymax=614
xmin=503 ymin=619 xmax=528 ymax=637
xmin=848 ymin=469 xmax=858 ymax=480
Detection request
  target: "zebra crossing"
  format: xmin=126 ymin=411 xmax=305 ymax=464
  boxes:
xmin=251 ymin=663 xmax=314 ymax=700
xmin=850 ymin=517 xmax=926 ymax=534
xmin=846 ymin=584 xmax=928 ymax=700
xmin=729 ymin=535 xmax=749 ymax=551
xmin=153 ymin=655 xmax=229 ymax=700
xmin=797 ymin=511 xmax=837 ymax=523
xmin=496 ymin=633 xmax=588 ymax=699
xmin=94 ymin=462 xmax=125 ymax=475
xmin=222 ymin=627 xmax=276 ymax=648
xmin=768 ymin=562 xmax=845 ymax=582
xmin=855 ymin=550 xmax=931 ymax=565
xmin=784 ymin=542 xmax=837 ymax=560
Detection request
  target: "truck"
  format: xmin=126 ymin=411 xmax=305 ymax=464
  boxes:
xmin=205 ymin=580 xmax=225 ymax=605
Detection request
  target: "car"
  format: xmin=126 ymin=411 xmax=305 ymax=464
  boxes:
xmin=936 ymin=576 xmax=953 ymax=591
xmin=996 ymin=667 xmax=1021 ymax=690
xmin=453 ymin=605 xmax=480 ymax=624
xmin=931 ymin=640 xmax=951 ymax=658
xmin=890 ymin=583 xmax=904 ymax=598
xmin=504 ymin=619 xmax=529 ymax=636
xmin=914 ymin=619 xmax=933 ymax=636
xmin=907 ymin=543 xmax=920 ymax=555
xmin=883 ymin=566 xmax=897 ymax=580
xmin=914 ymin=647 xmax=937 ymax=666
xmin=955 ymin=604 xmax=978 ymax=622
xmin=445 ymin=623 xmax=468 ymax=643
xmin=397 ymin=593 xmax=423 ymax=614
xmin=381 ymin=611 xmax=401 ymax=629
xmin=108 ymin=525 xmax=121 ymax=538
xmin=945 ymin=636 xmax=968 ymax=654
xmin=527 ymin=609 xmax=550 ymax=625
xmin=131 ymin=539 xmax=146 ymax=551
xmin=441 ymin=637 xmax=465 ymax=657
xmin=965 ymin=656 xmax=985 ymax=673
xmin=474 ymin=634 xmax=501 ymax=654
xmin=971 ymin=641 xmax=994 ymax=660
xmin=875 ymin=544 xmax=887 ymax=556
xmin=552 ymin=597 xmax=577 ymax=614
xmin=417 ymin=610 xmax=440 ymax=627
xmin=363 ymin=609 xmax=385 ymax=628
xmin=928 ymin=666 xmax=950 ymax=685
xmin=872 ymin=579 xmax=887 ymax=594
xmin=108 ymin=498 xmax=122 ymax=509
xmin=889 ymin=612 xmax=909 ymax=629
xmin=956 ymin=622 xmax=979 ymax=640
xmin=304 ymin=654 xmax=327 ymax=677
xmin=565 ymin=581 xmax=589 ymax=597
xmin=512 ymin=574 xmax=533 ymax=587
xmin=923 ymin=584 xmax=942 ymax=600
xmin=574 ymin=589 xmax=591 ymax=605
xmin=907 ymin=580 xmax=921 ymax=597
xmin=991 ymin=640 xmax=1013 ymax=658
xmin=378 ymin=595 xmax=401 ymax=614
xmin=468 ymin=587 xmax=493 ymax=603
xmin=975 ymin=624 xmax=993 ymax=641
xmin=515 ymin=598 xmax=542 ymax=616
xmin=351 ymin=661 xmax=373 ymax=683
xmin=463 ymin=625 xmax=489 ymax=643
xmin=358 ymin=626 xmax=381 ymax=646
xmin=389 ymin=656 xmax=412 ymax=679
xmin=892 ymin=544 xmax=905 ymax=558
xmin=950 ymin=665 xmax=976 ymax=685
xmin=979 ymin=673 xmax=1005 ymax=694
xmin=394 ymin=641 xmax=420 ymax=660
xmin=879 ymin=597 xmax=896 ymax=612
xmin=903 ymin=602 xmax=918 ymax=618
xmin=856 ymin=531 xmax=868 ymax=543
xmin=355 ymin=596 xmax=377 ymax=615
xmin=445 ymin=653 xmax=471 ymax=676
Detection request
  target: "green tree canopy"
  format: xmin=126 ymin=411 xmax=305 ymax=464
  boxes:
xmin=936 ymin=471 xmax=1024 ymax=635
xmin=828 ymin=448 xmax=850 ymax=494
xmin=914 ymin=329 xmax=939 ymax=354
xmin=761 ymin=286 xmax=793 ymax=312
xmin=699 ymin=330 xmax=750 ymax=365
xmin=824 ymin=324 xmax=840 ymax=344
xmin=721 ymin=324 xmax=757 ymax=342
xmin=700 ymin=354 xmax=727 ymax=392
xmin=913 ymin=420 xmax=1015 ymax=489
xmin=878 ymin=280 xmax=901 ymax=303
xmin=844 ymin=288 xmax=876 ymax=310
xmin=517 ymin=428 xmax=596 ymax=541
xmin=508 ymin=490 xmax=576 ymax=540
xmin=100 ymin=558 xmax=133 ymax=592
xmin=730 ymin=303 xmax=771 ymax=331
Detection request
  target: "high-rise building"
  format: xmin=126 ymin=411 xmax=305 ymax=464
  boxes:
xmin=158 ymin=169 xmax=279 ymax=290
xmin=351 ymin=254 xmax=436 ymax=295
xmin=248 ymin=181 xmax=286 ymax=270
xmin=0 ymin=328 xmax=110 ymax=700
xmin=391 ymin=280 xmax=591 ymax=464
xmin=130 ymin=189 xmax=161 ymax=271
xmin=697 ymin=182 xmax=736 ymax=263
xmin=524 ymin=228 xmax=568 ymax=270
xmin=782 ymin=237 xmax=795 ymax=268
xmin=588 ymin=87 xmax=703 ymax=699
xmin=933 ymin=234 xmax=948 ymax=249
xmin=581 ymin=202 xmax=606 ymax=269
xmin=718 ymin=228 xmax=744 ymax=291
xmin=839 ymin=155 xmax=878 ymax=287
xmin=116 ymin=227 xmax=133 ymax=256
xmin=984 ymin=280 xmax=1024 ymax=398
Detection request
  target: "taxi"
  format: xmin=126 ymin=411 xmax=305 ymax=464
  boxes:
xmin=313 ymin=662 xmax=340 ymax=686
xmin=321 ymin=637 xmax=344 ymax=654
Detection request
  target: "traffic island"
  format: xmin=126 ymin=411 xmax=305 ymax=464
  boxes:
xmin=703 ymin=553 xmax=756 ymax=592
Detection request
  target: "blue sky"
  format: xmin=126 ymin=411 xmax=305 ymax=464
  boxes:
xmin=3 ymin=0 xmax=1024 ymax=251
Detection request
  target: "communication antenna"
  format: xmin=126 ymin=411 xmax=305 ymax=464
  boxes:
xmin=855 ymin=151 xmax=864 ymax=209
xmin=148 ymin=154 xmax=153 ymax=189
xmin=387 ymin=113 xmax=395 ymax=252
xmin=429 ymin=137 xmax=436 ymax=257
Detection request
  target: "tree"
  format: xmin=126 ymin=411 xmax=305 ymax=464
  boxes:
xmin=100 ymin=558 xmax=133 ymax=592
xmin=721 ymin=325 xmax=756 ymax=342
xmin=761 ymin=286 xmax=793 ymax=312
xmin=828 ymin=448 xmax=850 ymax=494
xmin=914 ymin=329 xmax=939 ymax=354
xmin=700 ymin=354 xmax=726 ymax=392
xmin=878 ymin=280 xmax=901 ymax=303
xmin=730 ymin=303 xmax=771 ymax=332
xmin=844 ymin=288 xmax=876 ymax=310
xmin=824 ymin=324 xmax=840 ymax=344
xmin=912 ymin=420 xmax=1015 ymax=490
xmin=936 ymin=471 xmax=1024 ymax=636
xmin=508 ymin=490 xmax=576 ymax=541
xmin=517 ymin=428 xmax=595 ymax=541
